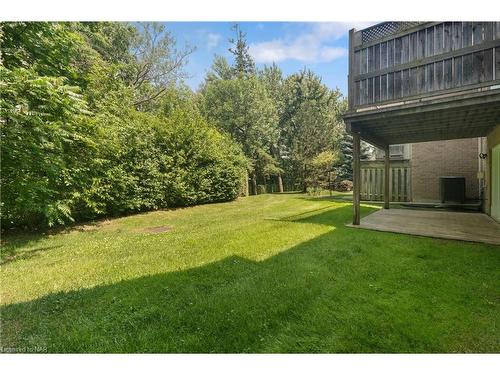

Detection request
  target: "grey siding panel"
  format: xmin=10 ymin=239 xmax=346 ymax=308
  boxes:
xmin=394 ymin=70 xmax=402 ymax=98
xmin=444 ymin=22 xmax=452 ymax=52
xmin=452 ymin=22 xmax=462 ymax=50
xmin=426 ymin=27 xmax=434 ymax=56
xmin=463 ymin=22 xmax=473 ymax=47
xmin=462 ymin=53 xmax=473 ymax=85
xmin=435 ymin=24 xmax=443 ymax=54
xmin=496 ymin=47 xmax=500 ymax=80
xmin=380 ymin=74 xmax=387 ymax=101
xmin=444 ymin=59 xmax=453 ymax=89
xmin=453 ymin=56 xmax=463 ymax=87
xmin=387 ymin=39 xmax=394 ymax=67
xmin=380 ymin=42 xmax=387 ymax=69
xmin=394 ymin=37 xmax=402 ymax=65
xmin=387 ymin=72 xmax=394 ymax=100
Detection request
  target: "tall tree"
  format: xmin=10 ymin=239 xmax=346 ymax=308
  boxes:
xmin=228 ymin=24 xmax=256 ymax=76
xmin=201 ymin=26 xmax=281 ymax=195
xmin=279 ymin=69 xmax=344 ymax=192
xmin=201 ymin=76 xmax=278 ymax=195
xmin=260 ymin=63 xmax=285 ymax=192
xmin=336 ymin=132 xmax=374 ymax=181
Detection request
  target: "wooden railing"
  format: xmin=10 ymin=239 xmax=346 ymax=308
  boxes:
xmin=360 ymin=160 xmax=411 ymax=202
xmin=348 ymin=22 xmax=500 ymax=110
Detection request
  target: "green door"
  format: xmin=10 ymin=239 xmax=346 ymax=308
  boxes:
xmin=492 ymin=144 xmax=500 ymax=222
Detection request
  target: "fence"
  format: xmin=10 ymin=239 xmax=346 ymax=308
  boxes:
xmin=360 ymin=160 xmax=411 ymax=202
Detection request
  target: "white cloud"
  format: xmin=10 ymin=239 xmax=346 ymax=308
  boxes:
xmin=249 ymin=22 xmax=375 ymax=63
xmin=312 ymin=22 xmax=375 ymax=39
xmin=319 ymin=46 xmax=347 ymax=61
xmin=207 ymin=33 xmax=222 ymax=50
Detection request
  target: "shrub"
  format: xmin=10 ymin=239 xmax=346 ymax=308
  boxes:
xmin=70 ymin=108 xmax=248 ymax=224
xmin=0 ymin=67 xmax=96 ymax=228
xmin=334 ymin=180 xmax=353 ymax=192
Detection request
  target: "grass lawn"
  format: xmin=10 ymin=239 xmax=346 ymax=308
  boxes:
xmin=1 ymin=193 xmax=499 ymax=353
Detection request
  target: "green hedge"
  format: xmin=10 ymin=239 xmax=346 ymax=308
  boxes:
xmin=1 ymin=67 xmax=247 ymax=229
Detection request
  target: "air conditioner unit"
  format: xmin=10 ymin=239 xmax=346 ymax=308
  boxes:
xmin=439 ymin=176 xmax=465 ymax=203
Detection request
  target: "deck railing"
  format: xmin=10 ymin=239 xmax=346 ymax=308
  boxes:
xmin=348 ymin=22 xmax=500 ymax=110
xmin=360 ymin=160 xmax=411 ymax=202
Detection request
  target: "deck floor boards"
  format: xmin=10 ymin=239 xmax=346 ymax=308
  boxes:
xmin=348 ymin=208 xmax=500 ymax=245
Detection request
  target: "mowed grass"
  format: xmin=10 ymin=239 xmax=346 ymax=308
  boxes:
xmin=1 ymin=193 xmax=499 ymax=353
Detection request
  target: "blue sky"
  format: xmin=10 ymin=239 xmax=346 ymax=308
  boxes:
xmin=165 ymin=22 xmax=375 ymax=95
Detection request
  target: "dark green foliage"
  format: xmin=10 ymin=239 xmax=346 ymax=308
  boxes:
xmin=278 ymin=70 xmax=345 ymax=191
xmin=336 ymin=132 xmax=355 ymax=181
xmin=0 ymin=21 xmax=354 ymax=228
xmin=82 ymin=109 xmax=246 ymax=217
xmin=336 ymin=132 xmax=373 ymax=181
xmin=1 ymin=67 xmax=95 ymax=227
xmin=1 ymin=22 xmax=82 ymax=81
xmin=1 ymin=22 xmax=246 ymax=229
xmin=201 ymin=69 xmax=278 ymax=195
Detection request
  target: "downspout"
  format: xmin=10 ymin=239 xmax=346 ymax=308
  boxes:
xmin=478 ymin=137 xmax=487 ymax=212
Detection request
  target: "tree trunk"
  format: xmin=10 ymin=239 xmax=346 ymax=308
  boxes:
xmin=302 ymin=166 xmax=308 ymax=193
xmin=242 ymin=170 xmax=249 ymax=196
xmin=276 ymin=174 xmax=284 ymax=193
xmin=251 ymin=173 xmax=258 ymax=195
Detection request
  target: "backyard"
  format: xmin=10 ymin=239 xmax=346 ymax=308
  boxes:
xmin=1 ymin=193 xmax=499 ymax=353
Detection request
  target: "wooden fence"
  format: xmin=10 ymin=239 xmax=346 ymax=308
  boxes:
xmin=360 ymin=160 xmax=411 ymax=202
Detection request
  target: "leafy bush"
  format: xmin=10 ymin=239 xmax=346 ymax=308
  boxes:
xmin=87 ymin=108 xmax=247 ymax=215
xmin=304 ymin=151 xmax=339 ymax=192
xmin=334 ymin=180 xmax=353 ymax=192
xmin=1 ymin=67 xmax=96 ymax=228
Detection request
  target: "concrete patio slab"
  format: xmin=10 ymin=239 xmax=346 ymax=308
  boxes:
xmin=347 ymin=208 xmax=500 ymax=245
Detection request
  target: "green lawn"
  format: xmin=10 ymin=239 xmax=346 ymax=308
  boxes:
xmin=1 ymin=193 xmax=499 ymax=353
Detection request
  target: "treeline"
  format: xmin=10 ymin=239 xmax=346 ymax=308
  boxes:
xmin=0 ymin=22 xmax=363 ymax=229
xmin=201 ymin=25 xmax=348 ymax=195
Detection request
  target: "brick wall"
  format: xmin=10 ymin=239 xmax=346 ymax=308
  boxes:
xmin=411 ymin=138 xmax=479 ymax=202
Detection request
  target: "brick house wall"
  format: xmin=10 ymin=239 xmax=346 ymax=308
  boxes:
xmin=411 ymin=138 xmax=479 ymax=202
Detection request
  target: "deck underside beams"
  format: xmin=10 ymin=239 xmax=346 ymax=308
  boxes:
xmin=345 ymin=91 xmax=500 ymax=147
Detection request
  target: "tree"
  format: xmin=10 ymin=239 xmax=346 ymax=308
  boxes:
xmin=129 ymin=23 xmax=195 ymax=108
xmin=0 ymin=66 xmax=96 ymax=227
xmin=260 ymin=64 xmax=285 ymax=192
xmin=336 ymin=132 xmax=374 ymax=181
xmin=228 ymin=24 xmax=256 ymax=76
xmin=201 ymin=76 xmax=278 ymax=195
xmin=306 ymin=151 xmax=340 ymax=194
xmin=1 ymin=22 xmax=84 ymax=81
xmin=201 ymin=26 xmax=281 ymax=195
xmin=204 ymin=55 xmax=234 ymax=83
xmin=279 ymin=69 xmax=344 ymax=192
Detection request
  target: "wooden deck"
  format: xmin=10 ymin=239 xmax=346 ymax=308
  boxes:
xmin=348 ymin=208 xmax=500 ymax=245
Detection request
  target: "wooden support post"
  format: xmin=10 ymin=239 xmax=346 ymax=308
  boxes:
xmin=352 ymin=132 xmax=361 ymax=225
xmin=384 ymin=145 xmax=390 ymax=209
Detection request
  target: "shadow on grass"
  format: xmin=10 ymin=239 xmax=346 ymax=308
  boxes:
xmin=269 ymin=191 xmax=304 ymax=195
xmin=0 ymin=245 xmax=62 ymax=265
xmin=1 ymin=205 xmax=499 ymax=353
xmin=299 ymin=193 xmax=354 ymax=202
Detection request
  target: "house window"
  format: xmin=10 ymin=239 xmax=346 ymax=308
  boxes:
xmin=374 ymin=144 xmax=406 ymax=159
xmin=389 ymin=145 xmax=404 ymax=158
